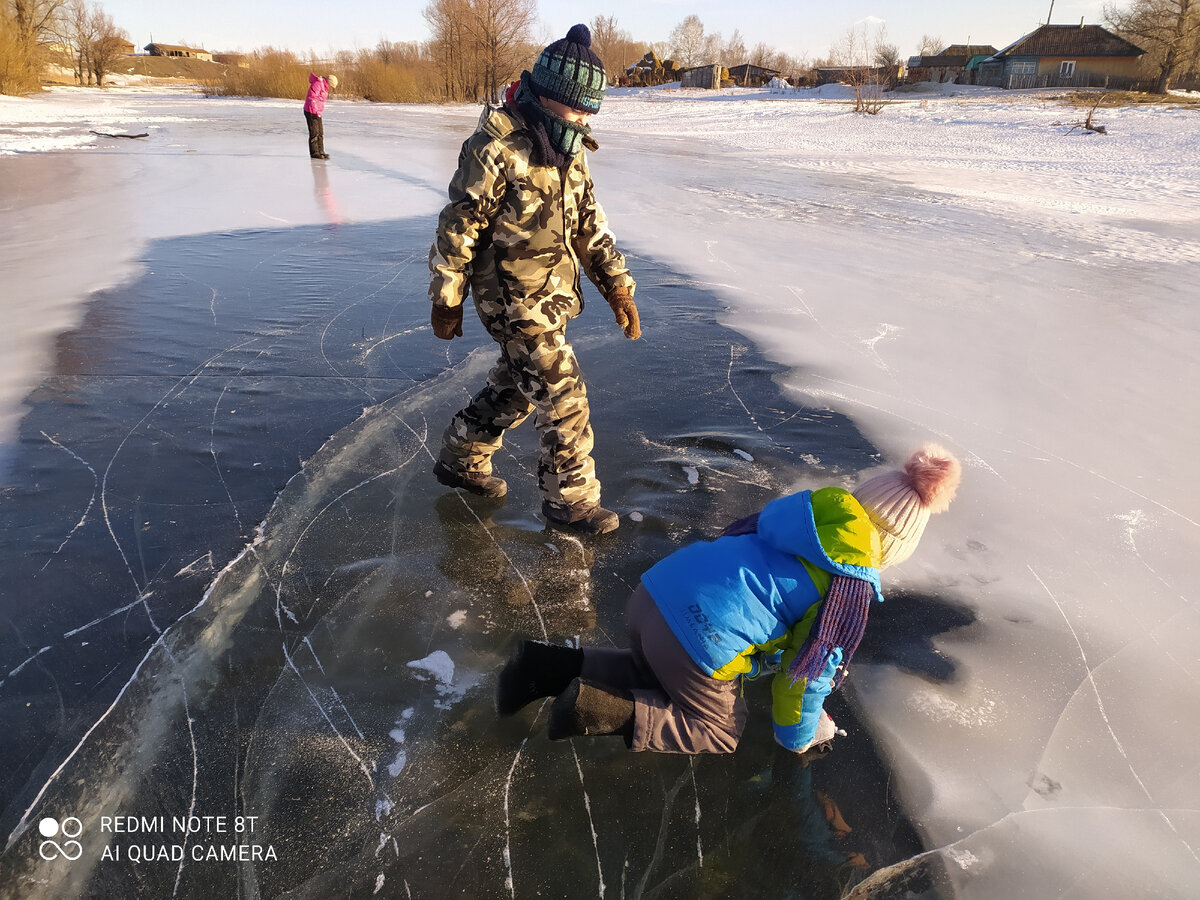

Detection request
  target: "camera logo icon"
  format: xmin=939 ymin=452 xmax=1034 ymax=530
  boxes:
xmin=38 ymin=816 xmax=83 ymax=861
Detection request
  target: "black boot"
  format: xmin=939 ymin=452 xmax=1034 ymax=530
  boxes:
xmin=496 ymin=640 xmax=583 ymax=716
xmin=547 ymin=678 xmax=634 ymax=745
xmin=542 ymin=501 xmax=619 ymax=535
xmin=433 ymin=460 xmax=507 ymax=499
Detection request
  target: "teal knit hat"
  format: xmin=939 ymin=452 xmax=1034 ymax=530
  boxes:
xmin=529 ymin=24 xmax=607 ymax=114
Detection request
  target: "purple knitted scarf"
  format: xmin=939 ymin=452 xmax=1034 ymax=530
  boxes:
xmin=788 ymin=575 xmax=874 ymax=688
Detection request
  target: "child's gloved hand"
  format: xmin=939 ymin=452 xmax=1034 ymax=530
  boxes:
xmin=431 ymin=304 xmax=464 ymax=340
xmin=813 ymin=709 xmax=838 ymax=744
xmin=606 ymin=287 xmax=640 ymax=340
xmin=791 ymin=710 xmax=839 ymax=757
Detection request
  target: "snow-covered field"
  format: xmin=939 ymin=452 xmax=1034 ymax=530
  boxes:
xmin=2 ymin=82 xmax=1198 ymax=897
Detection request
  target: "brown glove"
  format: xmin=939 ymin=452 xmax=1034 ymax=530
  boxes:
xmin=607 ymin=287 xmax=640 ymax=340
xmin=431 ymin=304 xmax=463 ymax=340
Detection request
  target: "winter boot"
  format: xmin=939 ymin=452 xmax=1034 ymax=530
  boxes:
xmin=542 ymin=501 xmax=619 ymax=535
xmin=433 ymin=460 xmax=507 ymax=499
xmin=496 ymin=640 xmax=583 ymax=716
xmin=547 ymin=678 xmax=635 ymax=745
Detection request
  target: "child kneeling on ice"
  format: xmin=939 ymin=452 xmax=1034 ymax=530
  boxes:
xmin=496 ymin=445 xmax=961 ymax=754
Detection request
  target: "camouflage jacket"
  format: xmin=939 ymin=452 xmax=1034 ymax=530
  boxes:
xmin=428 ymin=104 xmax=634 ymax=339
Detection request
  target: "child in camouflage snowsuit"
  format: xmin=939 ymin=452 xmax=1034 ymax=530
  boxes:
xmin=428 ymin=25 xmax=638 ymax=535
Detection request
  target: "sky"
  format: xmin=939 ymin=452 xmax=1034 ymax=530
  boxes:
xmin=105 ymin=0 xmax=1110 ymax=61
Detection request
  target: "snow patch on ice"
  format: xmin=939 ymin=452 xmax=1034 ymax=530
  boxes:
xmin=906 ymin=688 xmax=1000 ymax=728
xmin=406 ymin=651 xmax=472 ymax=709
xmin=682 ymin=465 xmax=700 ymax=485
xmin=733 ymin=449 xmax=754 ymax=461
xmin=948 ymin=847 xmax=980 ymax=870
xmin=407 ymin=650 xmax=454 ymax=685
xmin=446 ymin=609 xmax=468 ymax=629
xmin=387 ymin=750 xmax=407 ymax=778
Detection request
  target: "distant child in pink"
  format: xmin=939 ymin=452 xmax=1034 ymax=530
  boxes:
xmin=304 ymin=73 xmax=337 ymax=160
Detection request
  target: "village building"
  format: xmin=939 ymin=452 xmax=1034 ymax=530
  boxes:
xmin=144 ymin=43 xmax=213 ymax=63
xmin=726 ymin=63 xmax=779 ymax=87
xmin=679 ymin=64 xmax=723 ymax=89
xmin=975 ymin=24 xmax=1145 ymax=90
xmin=905 ymin=44 xmax=998 ymax=84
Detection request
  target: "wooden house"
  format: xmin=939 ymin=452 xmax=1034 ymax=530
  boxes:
xmin=679 ymin=65 xmax=722 ymax=89
xmin=726 ymin=63 xmax=779 ymax=87
xmin=905 ymin=44 xmax=997 ymax=84
xmin=976 ymin=24 xmax=1145 ymax=89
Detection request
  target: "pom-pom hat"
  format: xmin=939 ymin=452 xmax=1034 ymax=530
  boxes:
xmin=853 ymin=445 xmax=961 ymax=569
xmin=529 ymin=24 xmax=607 ymax=114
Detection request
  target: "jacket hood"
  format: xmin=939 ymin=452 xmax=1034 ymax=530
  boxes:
xmin=757 ymin=488 xmax=884 ymax=602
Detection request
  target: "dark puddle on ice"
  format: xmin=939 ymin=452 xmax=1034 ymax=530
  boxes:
xmin=0 ymin=219 xmax=961 ymax=898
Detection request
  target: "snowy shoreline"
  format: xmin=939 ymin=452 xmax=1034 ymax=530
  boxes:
xmin=2 ymin=84 xmax=1199 ymax=897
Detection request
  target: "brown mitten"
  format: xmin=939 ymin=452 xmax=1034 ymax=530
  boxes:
xmin=431 ymin=304 xmax=463 ymax=340
xmin=606 ymin=287 xmax=640 ymax=340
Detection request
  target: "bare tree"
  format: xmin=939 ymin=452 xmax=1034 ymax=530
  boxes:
xmin=648 ymin=40 xmax=673 ymax=63
xmin=830 ymin=23 xmax=889 ymax=113
xmin=1 ymin=2 xmax=41 ymax=93
xmin=87 ymin=4 xmax=125 ymax=86
xmin=724 ymin=29 xmax=746 ymax=66
xmin=59 ymin=0 xmax=95 ymax=84
xmin=591 ymin=14 xmax=638 ymax=83
xmin=874 ymin=40 xmax=901 ymax=68
xmin=9 ymin=0 xmax=68 ymax=42
xmin=424 ymin=0 xmax=478 ymax=100
xmin=1106 ymin=0 xmax=1199 ymax=91
xmin=917 ymin=33 xmax=946 ymax=56
xmin=749 ymin=41 xmax=773 ymax=67
xmin=702 ymin=31 xmax=723 ymax=65
xmin=423 ymin=0 xmax=536 ymax=102
xmin=669 ymin=14 xmax=706 ymax=66
xmin=461 ymin=0 xmax=536 ymax=102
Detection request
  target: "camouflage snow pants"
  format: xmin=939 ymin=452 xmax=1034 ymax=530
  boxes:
xmin=439 ymin=329 xmax=601 ymax=511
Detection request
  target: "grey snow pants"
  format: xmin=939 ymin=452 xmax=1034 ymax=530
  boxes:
xmin=580 ymin=584 xmax=748 ymax=754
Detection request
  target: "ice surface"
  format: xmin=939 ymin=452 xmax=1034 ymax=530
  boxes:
xmin=1 ymin=84 xmax=1198 ymax=897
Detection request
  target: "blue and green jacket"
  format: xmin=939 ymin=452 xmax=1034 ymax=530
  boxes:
xmin=641 ymin=487 xmax=883 ymax=750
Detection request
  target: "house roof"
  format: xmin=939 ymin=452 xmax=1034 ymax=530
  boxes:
xmin=940 ymin=44 xmax=998 ymax=58
xmin=910 ymin=56 xmax=971 ymax=68
xmin=728 ymin=63 xmax=779 ymax=75
xmin=992 ymin=25 xmax=1144 ymax=59
xmin=145 ymin=43 xmax=208 ymax=54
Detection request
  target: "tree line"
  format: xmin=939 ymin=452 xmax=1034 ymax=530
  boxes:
xmin=1 ymin=0 xmax=128 ymax=93
xmin=3 ymin=0 xmax=1197 ymax=98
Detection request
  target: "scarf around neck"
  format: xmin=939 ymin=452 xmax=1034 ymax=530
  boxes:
xmin=787 ymin=575 xmax=874 ymax=689
xmin=513 ymin=72 xmax=590 ymax=168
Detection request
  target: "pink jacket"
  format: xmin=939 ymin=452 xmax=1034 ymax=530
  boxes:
xmin=304 ymin=74 xmax=330 ymax=115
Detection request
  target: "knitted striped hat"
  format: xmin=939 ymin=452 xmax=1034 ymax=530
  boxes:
xmin=529 ymin=24 xmax=607 ymax=114
xmin=853 ymin=445 xmax=961 ymax=569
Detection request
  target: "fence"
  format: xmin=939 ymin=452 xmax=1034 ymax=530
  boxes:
xmin=1002 ymin=71 xmax=1146 ymax=91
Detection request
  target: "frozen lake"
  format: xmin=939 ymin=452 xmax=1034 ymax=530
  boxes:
xmin=1 ymin=84 xmax=1198 ymax=898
